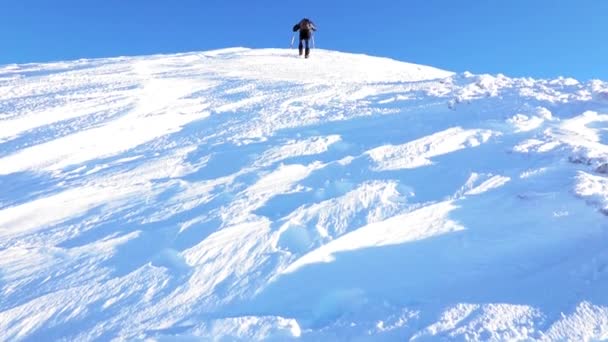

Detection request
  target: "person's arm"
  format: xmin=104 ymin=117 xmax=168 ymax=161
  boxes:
xmin=292 ymin=24 xmax=300 ymax=32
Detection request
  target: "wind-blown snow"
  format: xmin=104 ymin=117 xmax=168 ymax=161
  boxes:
xmin=1 ymin=47 xmax=608 ymax=341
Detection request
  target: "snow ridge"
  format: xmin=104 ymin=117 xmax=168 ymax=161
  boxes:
xmin=1 ymin=48 xmax=608 ymax=341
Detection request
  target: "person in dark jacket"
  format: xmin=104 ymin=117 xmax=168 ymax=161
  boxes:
xmin=292 ymin=18 xmax=317 ymax=58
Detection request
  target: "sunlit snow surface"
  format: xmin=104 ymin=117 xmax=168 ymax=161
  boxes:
xmin=1 ymin=48 xmax=608 ymax=341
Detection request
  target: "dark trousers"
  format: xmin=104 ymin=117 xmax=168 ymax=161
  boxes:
xmin=299 ymin=30 xmax=312 ymax=57
xmin=298 ymin=39 xmax=310 ymax=57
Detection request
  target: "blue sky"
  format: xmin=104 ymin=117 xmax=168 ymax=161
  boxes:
xmin=2 ymin=0 xmax=606 ymax=80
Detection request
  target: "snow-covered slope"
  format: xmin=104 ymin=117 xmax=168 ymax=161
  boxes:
xmin=1 ymin=48 xmax=608 ymax=341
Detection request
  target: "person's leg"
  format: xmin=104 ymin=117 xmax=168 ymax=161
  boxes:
xmin=298 ymin=39 xmax=304 ymax=56
xmin=304 ymin=39 xmax=310 ymax=58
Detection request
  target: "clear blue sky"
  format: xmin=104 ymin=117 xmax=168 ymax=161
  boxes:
xmin=2 ymin=0 xmax=606 ymax=80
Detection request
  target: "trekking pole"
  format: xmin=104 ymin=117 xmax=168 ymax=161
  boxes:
xmin=290 ymin=33 xmax=295 ymax=48
xmin=311 ymin=34 xmax=316 ymax=49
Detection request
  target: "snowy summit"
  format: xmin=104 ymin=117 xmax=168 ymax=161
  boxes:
xmin=1 ymin=48 xmax=608 ymax=341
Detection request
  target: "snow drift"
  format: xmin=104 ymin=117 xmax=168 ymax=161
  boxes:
xmin=1 ymin=48 xmax=608 ymax=341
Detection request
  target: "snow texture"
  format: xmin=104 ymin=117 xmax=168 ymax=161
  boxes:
xmin=1 ymin=48 xmax=608 ymax=341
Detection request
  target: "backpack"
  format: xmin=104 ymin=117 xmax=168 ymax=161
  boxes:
xmin=300 ymin=19 xmax=314 ymax=31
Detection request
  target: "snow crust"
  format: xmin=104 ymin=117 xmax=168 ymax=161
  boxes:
xmin=1 ymin=48 xmax=608 ymax=341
